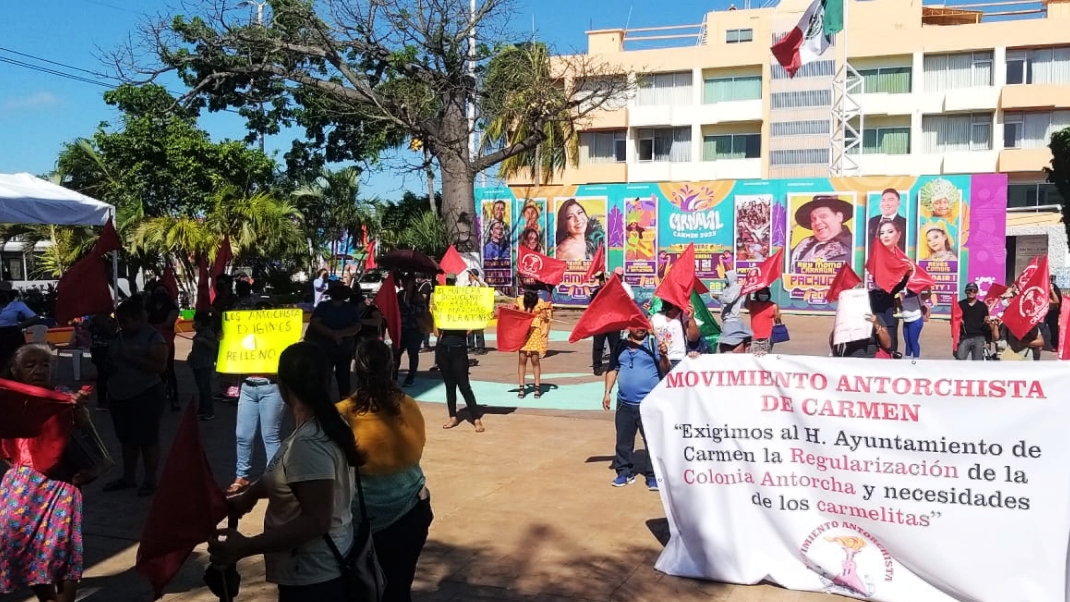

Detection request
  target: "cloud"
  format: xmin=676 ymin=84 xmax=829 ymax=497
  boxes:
xmin=1 ymin=91 xmax=61 ymax=113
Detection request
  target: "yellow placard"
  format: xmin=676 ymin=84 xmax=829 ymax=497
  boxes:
xmin=431 ymin=286 xmax=495 ymax=330
xmin=216 ymin=309 xmax=304 ymax=374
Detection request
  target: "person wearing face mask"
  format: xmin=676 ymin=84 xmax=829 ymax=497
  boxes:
xmin=745 ymin=287 xmax=780 ymax=354
xmin=718 ymin=271 xmax=754 ymax=353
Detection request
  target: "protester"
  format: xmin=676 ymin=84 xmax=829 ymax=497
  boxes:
xmin=650 ymin=299 xmax=701 ymax=364
xmin=396 ymin=276 xmax=427 ymax=387
xmin=956 ymin=282 xmax=993 ymax=360
xmin=829 ymin=312 xmax=893 ymax=358
xmin=462 ymin=269 xmax=489 ymax=355
xmin=208 ymin=342 xmax=360 ymax=601
xmin=103 ymin=298 xmax=168 ymax=497
xmin=590 ymin=273 xmax=621 ymax=376
xmin=212 ymin=273 xmax=240 ymax=401
xmin=146 ymin=281 xmax=181 ymax=412
xmin=418 ymin=276 xmax=434 ymax=352
xmin=745 ymin=287 xmax=780 ymax=354
xmin=435 ymin=325 xmax=485 ymax=432
xmin=869 ymin=287 xmax=900 ymax=357
xmin=613 ymin=267 xmax=635 ymax=299
xmin=232 ymin=279 xmax=258 ymax=310
xmin=228 ymin=368 xmax=286 ymax=496
xmin=188 ymin=310 xmax=219 ymax=420
xmin=900 ymin=289 xmax=930 ymax=359
xmin=306 ymin=283 xmax=363 ymax=397
xmin=0 ymin=289 xmax=40 ymax=371
xmin=87 ymin=312 xmax=117 ymax=410
xmin=516 ymin=290 xmax=552 ymax=399
xmin=998 ymin=321 xmax=1044 ymax=361
xmin=312 ymin=268 xmax=330 ymax=307
xmin=352 ymin=290 xmax=385 ymax=344
xmin=1047 ymin=275 xmax=1062 ymax=350
xmin=602 ymin=327 xmax=669 ymax=490
xmin=338 ymin=340 xmax=434 ymax=601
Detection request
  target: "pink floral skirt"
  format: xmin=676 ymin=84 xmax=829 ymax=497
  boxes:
xmin=0 ymin=465 xmax=83 ymax=592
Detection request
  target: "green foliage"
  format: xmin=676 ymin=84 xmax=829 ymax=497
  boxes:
xmin=1045 ymin=127 xmax=1070 ymax=243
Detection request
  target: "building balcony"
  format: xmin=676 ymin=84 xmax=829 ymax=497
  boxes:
xmin=940 ymin=150 xmax=1000 ymax=173
xmin=856 ymin=153 xmax=937 ymax=176
xmin=576 ymin=109 xmax=628 ymax=131
xmin=693 ymin=99 xmax=763 ymax=125
xmin=943 ymin=87 xmax=1000 ymax=112
xmin=998 ymin=147 xmax=1053 ymax=173
xmin=629 ymin=158 xmax=761 ymax=182
xmin=856 ymin=93 xmax=914 ymax=116
xmin=1001 ymin=84 xmax=1070 ymax=110
xmin=629 ymin=104 xmax=699 ymax=128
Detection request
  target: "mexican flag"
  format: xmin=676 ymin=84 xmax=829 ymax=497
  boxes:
xmin=649 ymin=291 xmax=721 ymax=352
xmin=771 ymin=0 xmax=843 ymax=77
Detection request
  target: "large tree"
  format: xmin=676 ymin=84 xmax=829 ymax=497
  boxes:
xmin=1046 ymin=127 xmax=1070 ymax=242
xmin=114 ymin=0 xmax=631 ymax=251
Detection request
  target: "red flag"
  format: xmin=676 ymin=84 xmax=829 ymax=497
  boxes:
xmin=0 ymin=378 xmax=74 ymax=439
xmin=1058 ymin=296 xmax=1070 ymax=360
xmin=950 ymin=294 xmax=963 ymax=353
xmin=1013 ymin=256 xmax=1040 ymax=291
xmin=161 ymin=264 xmax=180 ymax=301
xmin=692 ymin=277 xmax=709 ymax=295
xmin=826 ymin=263 xmax=862 ymax=303
xmin=653 ymin=243 xmax=695 ymax=310
xmin=92 ymin=219 xmax=122 ymax=256
xmin=136 ymin=401 xmax=227 ymax=599
xmin=374 ymin=273 xmax=402 ymax=347
xmin=907 ymin=262 xmax=937 ymax=294
xmin=740 ymin=248 xmax=784 ymax=296
xmin=865 ymin=242 xmax=912 ymax=293
xmin=517 ymin=244 xmax=567 ymax=286
xmin=583 ymin=243 xmax=606 ymax=283
xmin=569 ymin=276 xmax=651 ymax=343
xmin=209 ymin=234 xmax=232 ymax=302
xmin=55 ymin=255 xmax=114 ymax=325
xmin=436 ymin=273 xmax=447 ymax=286
xmin=1002 ymin=256 xmax=1050 ymax=340
xmin=439 ymin=245 xmax=468 ymax=276
xmin=196 ymin=254 xmax=211 ymax=311
xmin=365 ymin=239 xmax=378 ymax=271
xmin=495 ymin=307 xmax=537 ymax=352
xmin=985 ymin=283 xmax=1009 ymax=306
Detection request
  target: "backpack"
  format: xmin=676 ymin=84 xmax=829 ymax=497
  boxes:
xmin=612 ymin=336 xmax=665 ymax=379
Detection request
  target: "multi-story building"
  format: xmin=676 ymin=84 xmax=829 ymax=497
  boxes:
xmin=510 ymin=0 xmax=1070 ymax=220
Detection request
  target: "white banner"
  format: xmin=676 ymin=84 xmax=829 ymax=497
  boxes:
xmin=642 ymin=353 xmax=1070 ymax=602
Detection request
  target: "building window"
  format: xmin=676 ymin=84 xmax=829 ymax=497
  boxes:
xmin=923 ymin=52 xmax=993 ymax=91
xmin=1 ymin=254 xmax=23 ymax=281
xmin=1003 ymin=111 xmax=1070 ymax=149
xmin=852 ymin=67 xmax=912 ymax=94
xmin=771 ymin=59 xmax=835 ymax=80
xmin=921 ymin=113 xmax=993 ymax=152
xmin=770 ymin=120 xmax=830 ymax=137
xmin=771 ymin=90 xmax=833 ymax=109
xmin=726 ymin=28 xmax=753 ymax=44
xmin=847 ymin=127 xmax=911 ymax=154
xmin=579 ymin=131 xmax=627 ymax=164
xmin=636 ymin=72 xmax=693 ymax=106
xmin=703 ymin=76 xmax=761 ymax=103
xmin=702 ymin=134 xmax=761 ymax=160
xmin=1007 ymin=183 xmax=1064 ymax=208
xmin=1006 ymin=48 xmax=1070 ymax=85
xmin=770 ymin=148 xmax=829 ymax=166
xmin=636 ymin=127 xmax=691 ymax=162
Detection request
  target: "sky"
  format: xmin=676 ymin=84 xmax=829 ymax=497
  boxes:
xmin=0 ymin=0 xmax=733 ymax=201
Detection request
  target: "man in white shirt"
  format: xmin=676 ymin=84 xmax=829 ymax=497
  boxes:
xmin=312 ymin=269 xmax=329 ymax=307
xmin=648 ymin=301 xmax=701 ymax=369
xmin=613 ymin=267 xmax=634 ymax=299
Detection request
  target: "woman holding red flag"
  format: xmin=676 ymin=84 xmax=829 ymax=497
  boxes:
xmin=0 ymin=345 xmax=94 ymax=602
xmin=516 ymin=290 xmax=552 ymax=399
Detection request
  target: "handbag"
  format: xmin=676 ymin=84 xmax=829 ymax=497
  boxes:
xmin=62 ymin=416 xmax=114 ymax=482
xmin=416 ymin=309 xmax=435 ymax=335
xmin=323 ymin=467 xmax=386 ymax=602
xmin=770 ymin=322 xmax=790 ymax=344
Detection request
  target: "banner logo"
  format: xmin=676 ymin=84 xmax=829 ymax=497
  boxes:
xmin=1018 ymin=285 xmax=1049 ymax=320
xmin=800 ymin=522 xmax=893 ymax=596
xmin=519 ymin=253 xmax=543 ymax=276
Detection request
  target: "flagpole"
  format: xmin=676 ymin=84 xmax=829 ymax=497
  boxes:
xmin=829 ymin=0 xmax=860 ymax=177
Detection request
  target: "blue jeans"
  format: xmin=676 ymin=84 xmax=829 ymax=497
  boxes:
xmin=235 ymin=379 xmax=285 ymax=479
xmin=902 ymin=319 xmax=923 ymax=358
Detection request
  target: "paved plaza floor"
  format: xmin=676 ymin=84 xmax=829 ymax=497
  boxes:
xmin=0 ymin=312 xmax=970 ymax=601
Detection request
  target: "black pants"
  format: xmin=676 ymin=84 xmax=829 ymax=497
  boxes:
xmin=592 ymin=330 xmax=620 ymax=371
xmin=614 ymin=401 xmax=652 ymax=478
xmin=435 ymin=344 xmax=480 ymax=419
xmin=330 ymin=351 xmax=352 ymax=398
xmin=373 ymin=496 xmax=433 ymax=602
xmin=164 ymin=343 xmax=179 ymax=405
xmin=277 ymin=577 xmax=347 ymax=602
xmin=1046 ymin=309 xmax=1060 ymax=350
xmin=90 ymin=347 xmax=110 ymax=407
xmin=393 ymin=330 xmax=422 ymax=382
xmin=877 ymin=306 xmax=899 ymax=353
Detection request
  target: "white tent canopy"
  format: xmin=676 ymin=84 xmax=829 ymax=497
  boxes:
xmin=0 ymin=173 xmax=114 ymax=226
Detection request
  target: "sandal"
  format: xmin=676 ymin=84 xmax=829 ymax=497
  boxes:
xmin=533 ymin=390 xmax=542 ymax=399
xmin=226 ymin=478 xmax=250 ymax=496
xmin=137 ymin=482 xmax=157 ymax=497
xmin=102 ymin=478 xmax=135 ymax=493
xmin=517 ymin=388 xmax=526 ymax=399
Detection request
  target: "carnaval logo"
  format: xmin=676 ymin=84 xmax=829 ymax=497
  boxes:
xmin=799 ymin=522 xmax=893 ymax=597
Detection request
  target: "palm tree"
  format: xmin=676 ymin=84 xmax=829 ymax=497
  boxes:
xmin=398 ymin=211 xmax=449 ymax=258
xmin=481 ymin=42 xmax=579 ymax=185
xmin=292 ymin=167 xmax=382 ymax=273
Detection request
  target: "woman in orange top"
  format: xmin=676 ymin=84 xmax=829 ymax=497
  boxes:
xmin=516 ymin=290 xmax=552 ymax=399
xmin=745 ymin=287 xmax=781 ymax=355
xmin=0 ymin=344 xmax=94 ymax=602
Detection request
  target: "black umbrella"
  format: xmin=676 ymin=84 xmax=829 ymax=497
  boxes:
xmin=376 ymin=249 xmax=440 ymax=274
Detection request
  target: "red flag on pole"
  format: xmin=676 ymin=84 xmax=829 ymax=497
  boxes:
xmin=865 ymin=242 xmax=912 ymax=294
xmin=495 ymin=307 xmax=537 ymax=352
xmin=439 ymin=245 xmax=468 ymax=276
xmin=583 ymin=243 xmax=606 ymax=283
xmin=1002 ymin=256 xmax=1050 ymax=340
xmin=54 ymin=255 xmax=115 ymax=325
xmin=569 ymin=276 xmax=651 ymax=343
xmin=739 ymin=248 xmax=784 ymax=296
xmin=826 ymin=263 xmax=862 ymax=303
xmin=161 ymin=264 xmax=180 ymax=301
xmin=136 ymin=401 xmax=227 ymax=599
xmin=517 ymin=244 xmax=567 ymax=286
xmin=0 ymin=378 xmax=74 ymax=439
xmin=196 ymin=254 xmax=211 ymax=311
xmin=1058 ymin=296 xmax=1070 ymax=360
xmin=950 ymin=294 xmax=963 ymax=354
xmin=365 ymin=239 xmax=377 ymax=270
xmin=209 ymin=234 xmax=232 ymax=303
xmin=374 ymin=273 xmax=402 ymax=348
xmin=92 ymin=219 xmax=122 ymax=256
xmin=1013 ymin=256 xmax=1040 ymax=291
xmin=906 ymin=262 xmax=937 ymax=294
xmin=692 ymin=277 xmax=709 ymax=295
xmin=652 ymin=243 xmax=695 ymax=310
